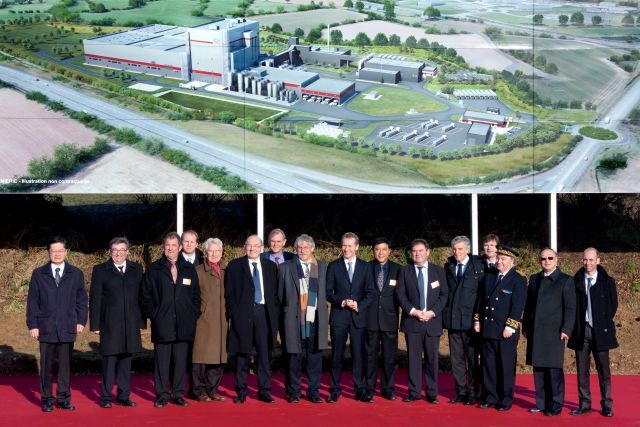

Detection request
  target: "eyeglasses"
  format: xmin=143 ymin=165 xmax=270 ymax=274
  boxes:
xmin=539 ymin=256 xmax=555 ymax=261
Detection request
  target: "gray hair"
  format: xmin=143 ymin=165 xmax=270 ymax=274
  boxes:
xmin=268 ymin=228 xmax=286 ymax=241
xmin=451 ymin=235 xmax=471 ymax=251
xmin=245 ymin=234 xmax=263 ymax=246
xmin=294 ymin=234 xmax=315 ymax=251
xmin=203 ymin=237 xmax=223 ymax=252
xmin=109 ymin=236 xmax=130 ymax=249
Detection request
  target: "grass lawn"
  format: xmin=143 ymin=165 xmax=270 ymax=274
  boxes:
xmin=159 ymin=91 xmax=282 ymax=122
xmin=174 ymin=121 xmax=432 ymax=185
xmin=348 ymin=86 xmax=447 ymax=116
xmin=156 ymin=77 xmax=185 ymax=85
xmin=545 ymin=109 xmax=598 ymax=124
xmin=402 ymin=133 xmax=574 ymax=181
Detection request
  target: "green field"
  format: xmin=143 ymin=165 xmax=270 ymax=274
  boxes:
xmin=159 ymin=91 xmax=281 ymax=122
xmin=348 ymin=86 xmax=447 ymax=117
xmin=249 ymin=1 xmax=298 ymax=13
xmin=545 ymin=109 xmax=598 ymax=124
xmin=473 ymin=12 xmax=533 ymax=25
xmin=0 ymin=0 xmax=55 ymax=21
xmin=252 ymin=9 xmax=367 ymax=33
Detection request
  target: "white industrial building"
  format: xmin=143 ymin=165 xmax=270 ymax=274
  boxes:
xmin=83 ymin=18 xmax=260 ymax=85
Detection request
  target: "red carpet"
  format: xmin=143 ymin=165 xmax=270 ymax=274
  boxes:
xmin=0 ymin=372 xmax=636 ymax=426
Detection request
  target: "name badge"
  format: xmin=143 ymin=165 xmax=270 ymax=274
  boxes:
xmin=389 ymin=279 xmax=397 ymax=287
xmin=431 ymin=280 xmax=440 ymax=288
xmin=182 ymin=278 xmax=192 ymax=286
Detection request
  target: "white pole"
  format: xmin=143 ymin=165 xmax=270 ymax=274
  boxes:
xmin=550 ymin=192 xmax=558 ymax=251
xmin=257 ymin=193 xmax=265 ymax=241
xmin=327 ymin=24 xmax=330 ymax=48
xmin=471 ymin=193 xmax=479 ymax=255
xmin=176 ymin=193 xmax=184 ymax=234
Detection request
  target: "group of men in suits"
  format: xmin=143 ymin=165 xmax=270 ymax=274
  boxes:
xmin=26 ymin=232 xmax=619 ymax=418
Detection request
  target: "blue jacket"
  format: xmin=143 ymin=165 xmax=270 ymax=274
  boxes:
xmin=26 ymin=263 xmax=88 ymax=343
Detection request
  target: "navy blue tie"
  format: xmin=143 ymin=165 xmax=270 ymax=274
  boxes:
xmin=252 ymin=262 xmax=262 ymax=304
xmin=456 ymin=263 xmax=464 ymax=281
xmin=54 ymin=267 xmax=61 ymax=286
xmin=417 ymin=266 xmax=426 ymax=310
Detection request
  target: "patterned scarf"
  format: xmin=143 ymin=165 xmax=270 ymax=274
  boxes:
xmin=206 ymin=259 xmax=222 ymax=277
xmin=294 ymin=255 xmax=319 ymax=340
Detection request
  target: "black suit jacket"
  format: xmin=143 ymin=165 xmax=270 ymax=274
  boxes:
xmin=140 ymin=256 xmax=200 ymax=343
xmin=224 ymin=256 xmax=279 ymax=354
xmin=90 ymin=260 xmax=144 ymax=355
xmin=260 ymin=251 xmax=294 ymax=265
xmin=326 ymin=257 xmax=374 ymax=329
xmin=443 ymin=255 xmax=485 ymax=331
xmin=568 ymin=265 xmax=618 ymax=352
xmin=396 ymin=262 xmax=448 ymax=336
xmin=26 ymin=263 xmax=88 ymax=343
xmin=366 ymin=260 xmax=401 ymax=332
xmin=181 ymin=249 xmax=204 ymax=267
xmin=475 ymin=267 xmax=527 ymax=341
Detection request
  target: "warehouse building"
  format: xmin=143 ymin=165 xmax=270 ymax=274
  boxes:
xmin=453 ymin=89 xmax=497 ymax=100
xmin=358 ymin=67 xmax=400 ymax=84
xmin=461 ymin=110 xmax=508 ymax=127
xmin=466 ymin=123 xmax=491 ymax=146
xmin=83 ymin=18 xmax=260 ymax=85
xmin=302 ymin=78 xmax=356 ymax=104
xmin=292 ymin=43 xmax=356 ymax=68
xmin=359 ymin=55 xmax=425 ymax=83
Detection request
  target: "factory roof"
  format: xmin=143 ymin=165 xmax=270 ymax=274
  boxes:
xmin=468 ymin=123 xmax=491 ymax=136
xmin=85 ymin=25 xmax=187 ymax=52
xmin=250 ymin=66 xmax=319 ymax=86
xmin=192 ymin=18 xmax=257 ymax=30
xmin=462 ymin=110 xmax=507 ymax=123
xmin=303 ymin=78 xmax=355 ymax=95
xmin=365 ymin=56 xmax=425 ymax=69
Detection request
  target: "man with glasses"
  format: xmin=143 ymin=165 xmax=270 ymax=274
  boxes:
xmin=396 ymin=239 xmax=448 ymax=404
xmin=568 ymin=248 xmax=618 ymax=418
xmin=474 ymin=245 xmax=526 ymax=412
xmin=141 ymin=232 xmax=200 ymax=408
xmin=523 ymin=248 xmax=576 ymax=416
xmin=90 ymin=237 xmax=144 ymax=408
xmin=225 ymin=234 xmax=279 ymax=403
xmin=27 ymin=236 xmax=88 ymax=412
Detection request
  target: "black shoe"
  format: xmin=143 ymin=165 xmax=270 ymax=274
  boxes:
xmin=56 ymin=402 xmax=75 ymax=411
xmin=570 ymin=407 xmax=591 ymax=416
xmin=464 ymin=395 xmax=477 ymax=405
xmin=327 ymin=392 xmax=340 ymax=403
xmin=427 ymin=396 xmax=439 ymax=404
xmin=42 ymin=402 xmax=54 ymax=413
xmin=362 ymin=391 xmax=374 ymax=403
xmin=478 ymin=402 xmax=495 ymax=409
xmin=449 ymin=395 xmax=464 ymax=404
xmin=233 ymin=394 xmax=246 ymax=404
xmin=100 ymin=401 xmax=112 ymax=408
xmin=497 ymin=405 xmax=511 ymax=412
xmin=529 ymin=408 xmax=543 ymax=413
xmin=403 ymin=394 xmax=420 ymax=402
xmin=171 ymin=397 xmax=189 ymax=407
xmin=602 ymin=409 xmax=613 ymax=417
xmin=258 ymin=393 xmax=275 ymax=403
xmin=382 ymin=392 xmax=397 ymax=401
xmin=308 ymin=394 xmax=323 ymax=403
xmin=287 ymin=395 xmax=300 ymax=403
xmin=154 ymin=398 xmax=168 ymax=408
xmin=545 ymin=408 xmax=562 ymax=416
xmin=115 ymin=399 xmax=136 ymax=407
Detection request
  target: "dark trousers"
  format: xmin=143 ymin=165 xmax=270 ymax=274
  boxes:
xmin=365 ymin=329 xmax=397 ymax=394
xmin=533 ymin=367 xmax=565 ymax=411
xmin=287 ymin=325 xmax=322 ymax=398
xmin=575 ymin=325 xmax=613 ymax=410
xmin=100 ymin=353 xmax=132 ymax=403
xmin=405 ymin=331 xmax=439 ymax=399
xmin=191 ymin=363 xmax=224 ymax=397
xmin=39 ymin=342 xmax=73 ymax=405
xmin=154 ymin=341 xmax=189 ymax=400
xmin=235 ymin=304 xmax=272 ymax=395
xmin=482 ymin=338 xmax=517 ymax=408
xmin=330 ymin=323 xmax=366 ymax=395
xmin=449 ymin=329 xmax=478 ymax=398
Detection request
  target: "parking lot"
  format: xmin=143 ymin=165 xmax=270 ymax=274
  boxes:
xmin=369 ymin=119 xmax=472 ymax=153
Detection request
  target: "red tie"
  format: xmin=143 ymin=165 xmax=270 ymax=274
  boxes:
xmin=170 ymin=261 xmax=177 ymax=284
xmin=274 ymin=257 xmax=280 ymax=269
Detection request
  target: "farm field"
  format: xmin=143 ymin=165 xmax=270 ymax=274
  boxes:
xmin=251 ymin=9 xmax=368 ymax=33
xmin=158 ymin=91 xmax=282 ymax=122
xmin=0 ymin=88 xmax=97 ymax=178
xmin=248 ymin=1 xmax=298 ymax=13
xmin=348 ymin=86 xmax=447 ymax=116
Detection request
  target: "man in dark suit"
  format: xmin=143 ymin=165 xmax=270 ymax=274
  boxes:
xmin=326 ymin=232 xmax=374 ymax=403
xmin=443 ymin=235 xmax=484 ymax=405
xmin=278 ymin=234 xmax=328 ymax=404
xmin=181 ymin=230 xmax=203 ymax=267
xmin=140 ymin=232 xmax=200 ymax=408
xmin=261 ymin=228 xmax=294 ymax=268
xmin=90 ymin=236 xmax=144 ymax=408
xmin=225 ymin=234 xmax=279 ymax=403
xmin=568 ymin=247 xmax=618 ymax=418
xmin=396 ymin=238 xmax=448 ymax=404
xmin=364 ymin=237 xmax=400 ymax=402
xmin=26 ymin=236 xmax=88 ymax=413
xmin=482 ymin=234 xmax=500 ymax=271
xmin=523 ymin=248 xmax=576 ymax=416
xmin=474 ymin=245 xmax=526 ymax=412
